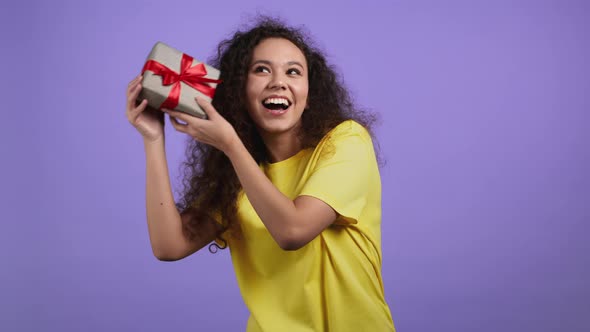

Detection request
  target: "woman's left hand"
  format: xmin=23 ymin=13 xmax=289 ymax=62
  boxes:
xmin=163 ymin=96 xmax=238 ymax=153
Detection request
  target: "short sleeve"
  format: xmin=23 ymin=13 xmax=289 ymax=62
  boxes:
xmin=298 ymin=122 xmax=375 ymax=225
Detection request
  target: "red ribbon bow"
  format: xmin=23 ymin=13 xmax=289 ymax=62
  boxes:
xmin=141 ymin=54 xmax=222 ymax=110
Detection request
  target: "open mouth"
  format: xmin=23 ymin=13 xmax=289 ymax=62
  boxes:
xmin=261 ymin=97 xmax=291 ymax=113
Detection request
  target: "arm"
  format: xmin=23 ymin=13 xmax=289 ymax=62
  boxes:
xmin=164 ymin=98 xmax=337 ymax=251
xmin=224 ymin=140 xmax=337 ymax=250
xmin=144 ymin=137 xmax=219 ymax=260
xmin=126 ymin=75 xmax=217 ymax=260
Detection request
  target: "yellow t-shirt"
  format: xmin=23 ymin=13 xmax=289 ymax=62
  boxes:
xmin=225 ymin=120 xmax=395 ymax=332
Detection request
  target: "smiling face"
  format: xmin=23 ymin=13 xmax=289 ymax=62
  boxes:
xmin=245 ymin=38 xmax=309 ymax=139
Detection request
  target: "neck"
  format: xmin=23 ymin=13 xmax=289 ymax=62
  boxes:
xmin=261 ymin=129 xmax=302 ymax=163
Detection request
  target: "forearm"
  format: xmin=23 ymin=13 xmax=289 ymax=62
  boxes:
xmin=143 ymin=137 xmax=184 ymax=258
xmin=225 ymin=140 xmax=300 ymax=246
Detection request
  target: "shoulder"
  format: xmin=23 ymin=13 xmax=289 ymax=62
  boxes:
xmin=310 ymin=120 xmax=376 ymax=164
xmin=329 ymin=120 xmax=370 ymax=136
xmin=319 ymin=120 xmax=373 ymax=147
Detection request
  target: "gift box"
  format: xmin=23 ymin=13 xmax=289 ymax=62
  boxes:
xmin=138 ymin=42 xmax=221 ymax=119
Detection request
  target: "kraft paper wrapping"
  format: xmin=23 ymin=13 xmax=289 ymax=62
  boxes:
xmin=138 ymin=42 xmax=220 ymax=119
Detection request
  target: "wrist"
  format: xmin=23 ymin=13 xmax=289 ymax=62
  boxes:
xmin=222 ymin=133 xmax=244 ymax=160
xmin=143 ymin=135 xmax=165 ymax=149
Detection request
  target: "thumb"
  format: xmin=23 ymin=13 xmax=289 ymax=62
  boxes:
xmin=195 ymin=96 xmax=219 ymax=119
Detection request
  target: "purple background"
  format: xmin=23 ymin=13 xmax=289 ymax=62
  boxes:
xmin=2 ymin=0 xmax=589 ymax=331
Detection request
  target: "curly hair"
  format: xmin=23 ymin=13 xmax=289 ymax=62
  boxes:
xmin=175 ymin=16 xmax=379 ymax=252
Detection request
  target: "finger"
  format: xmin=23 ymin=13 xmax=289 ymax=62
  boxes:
xmin=127 ymin=75 xmax=143 ymax=92
xmin=195 ymin=96 xmax=218 ymax=119
xmin=127 ymin=82 xmax=143 ymax=110
xmin=133 ymin=73 xmax=142 ymax=83
xmin=127 ymin=99 xmax=148 ymax=123
xmin=163 ymin=109 xmax=193 ymax=125
xmin=168 ymin=114 xmax=188 ymax=133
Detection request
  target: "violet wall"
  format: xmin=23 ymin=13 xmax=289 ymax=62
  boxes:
xmin=1 ymin=0 xmax=588 ymax=331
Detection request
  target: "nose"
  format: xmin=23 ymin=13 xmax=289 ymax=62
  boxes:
xmin=268 ymin=73 xmax=287 ymax=90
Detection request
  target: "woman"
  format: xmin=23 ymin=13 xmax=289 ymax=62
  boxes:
xmin=126 ymin=18 xmax=395 ymax=332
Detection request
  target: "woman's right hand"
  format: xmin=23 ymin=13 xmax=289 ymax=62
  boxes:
xmin=126 ymin=75 xmax=165 ymax=142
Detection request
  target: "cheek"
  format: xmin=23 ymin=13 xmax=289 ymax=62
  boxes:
xmin=295 ymin=85 xmax=309 ymax=105
xmin=245 ymin=79 xmax=254 ymax=98
xmin=246 ymin=80 xmax=263 ymax=102
xmin=245 ymin=87 xmax=262 ymax=117
xmin=245 ymin=90 xmax=259 ymax=111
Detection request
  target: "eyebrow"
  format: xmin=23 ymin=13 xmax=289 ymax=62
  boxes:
xmin=251 ymin=59 xmax=305 ymax=69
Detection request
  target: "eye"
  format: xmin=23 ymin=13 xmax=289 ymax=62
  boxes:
xmin=287 ymin=68 xmax=301 ymax=75
xmin=254 ymin=66 xmax=270 ymax=74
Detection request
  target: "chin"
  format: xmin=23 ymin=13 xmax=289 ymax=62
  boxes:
xmin=250 ymin=107 xmax=303 ymax=137
xmin=251 ymin=114 xmax=300 ymax=136
xmin=257 ymin=120 xmax=300 ymax=136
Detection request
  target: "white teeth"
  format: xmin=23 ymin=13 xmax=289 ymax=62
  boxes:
xmin=263 ymin=97 xmax=289 ymax=106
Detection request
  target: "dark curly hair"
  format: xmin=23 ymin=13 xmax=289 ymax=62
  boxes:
xmin=175 ymin=16 xmax=379 ymax=253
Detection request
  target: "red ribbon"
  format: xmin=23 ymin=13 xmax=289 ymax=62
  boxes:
xmin=141 ymin=54 xmax=222 ymax=110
